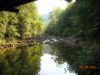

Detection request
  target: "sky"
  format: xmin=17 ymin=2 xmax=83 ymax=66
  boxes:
xmin=35 ymin=0 xmax=68 ymax=15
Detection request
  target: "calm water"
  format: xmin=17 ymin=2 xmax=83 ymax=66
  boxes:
xmin=38 ymin=44 xmax=77 ymax=75
xmin=0 ymin=42 xmax=100 ymax=75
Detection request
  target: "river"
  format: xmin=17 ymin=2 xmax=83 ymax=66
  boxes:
xmin=38 ymin=44 xmax=76 ymax=75
xmin=0 ymin=41 xmax=99 ymax=75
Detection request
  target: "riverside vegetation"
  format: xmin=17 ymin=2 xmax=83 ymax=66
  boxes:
xmin=0 ymin=0 xmax=100 ymax=75
xmin=46 ymin=0 xmax=100 ymax=42
xmin=0 ymin=2 xmax=45 ymax=48
xmin=45 ymin=0 xmax=100 ymax=74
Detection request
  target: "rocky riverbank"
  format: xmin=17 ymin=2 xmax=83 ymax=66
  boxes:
xmin=42 ymin=36 xmax=85 ymax=47
xmin=0 ymin=39 xmax=41 ymax=49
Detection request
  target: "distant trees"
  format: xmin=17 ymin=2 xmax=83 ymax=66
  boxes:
xmin=45 ymin=7 xmax=64 ymax=36
xmin=46 ymin=0 xmax=100 ymax=40
xmin=0 ymin=2 xmax=45 ymax=43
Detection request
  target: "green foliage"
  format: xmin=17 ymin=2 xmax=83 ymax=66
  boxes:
xmin=5 ymin=12 xmax=19 ymax=38
xmin=0 ymin=2 xmax=45 ymax=42
xmin=0 ymin=12 xmax=9 ymax=38
xmin=17 ymin=2 xmax=45 ymax=39
xmin=46 ymin=0 xmax=100 ymax=40
xmin=45 ymin=7 xmax=64 ymax=36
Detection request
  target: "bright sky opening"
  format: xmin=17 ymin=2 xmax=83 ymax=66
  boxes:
xmin=35 ymin=0 xmax=68 ymax=15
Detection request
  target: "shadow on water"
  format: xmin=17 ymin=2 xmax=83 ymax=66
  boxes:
xmin=0 ymin=41 xmax=100 ymax=75
xmin=0 ymin=43 xmax=43 ymax=75
xmin=48 ymin=42 xmax=100 ymax=75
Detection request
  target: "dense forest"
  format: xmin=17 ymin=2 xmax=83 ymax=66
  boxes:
xmin=45 ymin=1 xmax=100 ymax=74
xmin=0 ymin=2 xmax=45 ymax=44
xmin=0 ymin=0 xmax=100 ymax=75
xmin=0 ymin=0 xmax=100 ymax=44
xmin=46 ymin=0 xmax=100 ymax=41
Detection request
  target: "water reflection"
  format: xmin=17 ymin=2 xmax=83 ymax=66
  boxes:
xmin=48 ymin=42 xmax=100 ymax=75
xmin=39 ymin=44 xmax=77 ymax=75
xmin=0 ymin=42 xmax=100 ymax=75
xmin=0 ymin=43 xmax=43 ymax=75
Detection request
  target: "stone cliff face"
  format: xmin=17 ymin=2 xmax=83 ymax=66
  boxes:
xmin=0 ymin=0 xmax=36 ymax=12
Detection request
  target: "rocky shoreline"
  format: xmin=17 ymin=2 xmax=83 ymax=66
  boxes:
xmin=0 ymin=39 xmax=41 ymax=49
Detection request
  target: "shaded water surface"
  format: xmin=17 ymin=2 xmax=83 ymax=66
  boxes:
xmin=38 ymin=44 xmax=76 ymax=75
xmin=0 ymin=42 xmax=100 ymax=75
xmin=0 ymin=43 xmax=43 ymax=75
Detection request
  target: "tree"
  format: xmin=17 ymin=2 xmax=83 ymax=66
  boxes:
xmin=46 ymin=7 xmax=64 ymax=36
xmin=46 ymin=0 xmax=100 ymax=41
xmin=0 ymin=2 xmax=45 ymax=43
xmin=18 ymin=2 xmax=45 ymax=39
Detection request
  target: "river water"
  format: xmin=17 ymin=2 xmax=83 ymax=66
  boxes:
xmin=38 ymin=44 xmax=77 ymax=75
xmin=0 ymin=42 xmax=99 ymax=75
